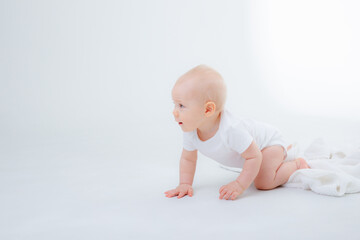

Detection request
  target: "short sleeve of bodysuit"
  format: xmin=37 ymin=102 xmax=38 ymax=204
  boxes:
xmin=226 ymin=124 xmax=253 ymax=154
xmin=183 ymin=131 xmax=197 ymax=151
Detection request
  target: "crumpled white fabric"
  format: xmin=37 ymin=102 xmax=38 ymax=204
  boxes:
xmin=283 ymin=138 xmax=360 ymax=196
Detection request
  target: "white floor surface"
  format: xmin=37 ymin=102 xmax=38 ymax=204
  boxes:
xmin=1 ymin=115 xmax=360 ymax=240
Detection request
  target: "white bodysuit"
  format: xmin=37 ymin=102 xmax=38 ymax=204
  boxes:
xmin=183 ymin=109 xmax=288 ymax=168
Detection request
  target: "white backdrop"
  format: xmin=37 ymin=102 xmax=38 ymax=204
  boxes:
xmin=1 ymin=0 xmax=360 ymax=164
xmin=1 ymin=1 xmax=360 ymax=239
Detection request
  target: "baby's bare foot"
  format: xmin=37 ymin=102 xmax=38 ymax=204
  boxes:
xmin=296 ymin=158 xmax=311 ymax=169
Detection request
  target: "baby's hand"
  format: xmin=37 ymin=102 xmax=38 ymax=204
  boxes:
xmin=219 ymin=180 xmax=244 ymax=200
xmin=164 ymin=184 xmax=193 ymax=199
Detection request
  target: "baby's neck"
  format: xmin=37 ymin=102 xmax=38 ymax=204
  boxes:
xmin=197 ymin=112 xmax=222 ymax=141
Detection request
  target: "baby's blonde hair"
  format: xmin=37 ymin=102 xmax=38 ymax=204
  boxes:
xmin=177 ymin=64 xmax=227 ymax=112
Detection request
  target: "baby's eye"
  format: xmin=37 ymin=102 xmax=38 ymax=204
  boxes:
xmin=179 ymin=104 xmax=185 ymax=108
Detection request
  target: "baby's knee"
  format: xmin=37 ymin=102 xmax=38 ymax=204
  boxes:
xmin=254 ymin=179 xmax=275 ymax=190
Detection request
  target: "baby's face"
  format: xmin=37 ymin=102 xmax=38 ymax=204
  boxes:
xmin=171 ymin=82 xmax=205 ymax=132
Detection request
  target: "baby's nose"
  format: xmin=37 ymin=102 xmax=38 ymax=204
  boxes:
xmin=173 ymin=108 xmax=179 ymax=118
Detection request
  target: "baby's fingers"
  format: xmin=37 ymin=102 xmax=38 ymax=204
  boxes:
xmin=188 ymin=187 xmax=193 ymax=197
xmin=219 ymin=189 xmax=227 ymax=199
xmin=165 ymin=189 xmax=179 ymax=198
xmin=177 ymin=190 xmax=187 ymax=199
xmin=230 ymin=192 xmax=239 ymax=200
xmin=224 ymin=191 xmax=233 ymax=200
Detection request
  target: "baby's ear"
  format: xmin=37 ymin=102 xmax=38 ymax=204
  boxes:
xmin=204 ymin=101 xmax=216 ymax=116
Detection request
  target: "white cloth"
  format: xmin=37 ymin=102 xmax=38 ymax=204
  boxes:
xmin=183 ymin=109 xmax=288 ymax=168
xmin=283 ymin=138 xmax=360 ymax=197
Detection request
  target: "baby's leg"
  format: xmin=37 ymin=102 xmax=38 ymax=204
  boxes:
xmin=254 ymin=145 xmax=310 ymax=190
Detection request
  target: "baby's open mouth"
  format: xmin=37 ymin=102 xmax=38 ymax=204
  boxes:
xmin=179 ymin=122 xmax=183 ymax=125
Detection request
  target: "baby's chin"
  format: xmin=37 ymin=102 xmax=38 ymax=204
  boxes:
xmin=181 ymin=127 xmax=196 ymax=133
xmin=178 ymin=122 xmax=196 ymax=132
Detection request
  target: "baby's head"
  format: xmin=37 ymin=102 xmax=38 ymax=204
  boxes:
xmin=171 ymin=65 xmax=227 ymax=132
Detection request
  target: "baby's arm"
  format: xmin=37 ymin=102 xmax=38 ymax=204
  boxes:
xmin=219 ymin=141 xmax=262 ymax=200
xmin=164 ymin=149 xmax=198 ymax=198
xmin=236 ymin=141 xmax=262 ymax=190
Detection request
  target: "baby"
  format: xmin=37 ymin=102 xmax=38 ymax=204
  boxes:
xmin=164 ymin=65 xmax=310 ymax=201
